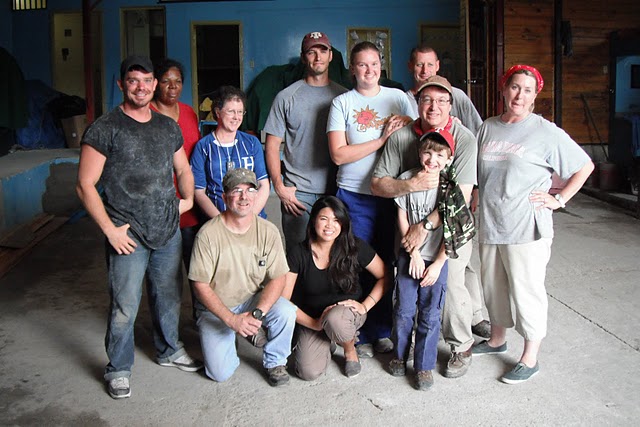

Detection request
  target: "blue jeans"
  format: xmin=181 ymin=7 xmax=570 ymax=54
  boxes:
xmin=103 ymin=228 xmax=185 ymax=381
xmin=337 ymin=188 xmax=395 ymax=343
xmin=281 ymin=190 xmax=324 ymax=252
xmin=197 ymin=293 xmax=296 ymax=382
xmin=392 ymin=253 xmax=448 ymax=371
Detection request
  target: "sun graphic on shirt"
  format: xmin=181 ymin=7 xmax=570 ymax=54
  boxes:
xmin=352 ymin=105 xmax=381 ymax=132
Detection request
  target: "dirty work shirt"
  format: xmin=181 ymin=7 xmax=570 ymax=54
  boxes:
xmin=188 ymin=215 xmax=289 ymax=308
xmin=373 ymin=119 xmax=477 ymax=186
xmin=477 ymin=113 xmax=592 ymax=244
xmin=263 ymin=80 xmax=347 ymax=194
xmin=81 ymin=107 xmax=182 ymax=249
xmin=327 ymin=86 xmax=416 ymax=195
xmin=287 ymin=238 xmax=375 ymax=319
xmin=190 ymin=130 xmax=268 ymax=217
xmin=394 ymin=168 xmax=443 ymax=261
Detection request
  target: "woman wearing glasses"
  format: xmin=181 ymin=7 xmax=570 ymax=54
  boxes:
xmin=191 ymin=86 xmax=270 ymax=219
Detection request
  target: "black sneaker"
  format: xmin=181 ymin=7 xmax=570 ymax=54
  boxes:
xmin=158 ymin=354 xmax=203 ymax=372
xmin=107 ymin=377 xmax=131 ymax=399
xmin=266 ymin=365 xmax=290 ymax=386
xmin=471 ymin=320 xmax=492 ymax=338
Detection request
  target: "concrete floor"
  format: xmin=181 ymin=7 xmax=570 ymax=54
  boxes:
xmin=0 ymin=192 xmax=639 ymax=426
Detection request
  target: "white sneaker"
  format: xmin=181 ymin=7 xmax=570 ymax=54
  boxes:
xmin=158 ymin=354 xmax=203 ymax=372
xmin=108 ymin=377 xmax=131 ymax=399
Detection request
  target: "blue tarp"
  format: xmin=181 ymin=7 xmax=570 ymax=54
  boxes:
xmin=15 ymin=80 xmax=66 ymax=150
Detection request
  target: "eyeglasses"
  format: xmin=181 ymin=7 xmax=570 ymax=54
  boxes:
xmin=229 ymin=187 xmax=258 ymax=196
xmin=419 ymin=97 xmax=450 ymax=107
xmin=221 ymin=109 xmax=247 ymax=116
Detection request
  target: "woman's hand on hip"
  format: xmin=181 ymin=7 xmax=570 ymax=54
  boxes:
xmin=530 ymin=191 xmax=562 ymax=210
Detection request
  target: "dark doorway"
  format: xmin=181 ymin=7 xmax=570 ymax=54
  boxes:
xmin=467 ymin=0 xmax=502 ymax=119
xmin=192 ymin=23 xmax=242 ymax=120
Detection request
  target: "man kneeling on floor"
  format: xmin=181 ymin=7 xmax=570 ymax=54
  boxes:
xmin=189 ymin=168 xmax=296 ymax=386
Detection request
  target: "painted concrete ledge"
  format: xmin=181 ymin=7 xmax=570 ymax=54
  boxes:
xmin=0 ymin=148 xmax=80 ymax=235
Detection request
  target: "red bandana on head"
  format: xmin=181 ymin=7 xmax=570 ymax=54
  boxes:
xmin=499 ymin=65 xmax=544 ymax=94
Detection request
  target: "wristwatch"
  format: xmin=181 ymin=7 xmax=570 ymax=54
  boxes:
xmin=554 ymin=193 xmax=566 ymax=208
xmin=251 ymin=308 xmax=264 ymax=321
xmin=423 ymin=219 xmax=435 ymax=231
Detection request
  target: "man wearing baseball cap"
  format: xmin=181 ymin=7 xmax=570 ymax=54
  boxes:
xmin=405 ymin=45 xmax=482 ymax=134
xmin=264 ymin=31 xmax=348 ymax=252
xmin=189 ymin=168 xmax=296 ymax=387
xmin=77 ymin=55 xmax=201 ymax=399
xmin=371 ymin=75 xmax=483 ymax=379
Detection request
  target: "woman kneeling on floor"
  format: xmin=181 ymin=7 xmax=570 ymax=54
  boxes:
xmin=283 ymin=196 xmax=387 ymax=379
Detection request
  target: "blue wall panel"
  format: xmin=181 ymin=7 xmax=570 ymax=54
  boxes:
xmin=0 ymin=157 xmax=79 ymax=232
xmin=8 ymin=0 xmax=457 ymax=111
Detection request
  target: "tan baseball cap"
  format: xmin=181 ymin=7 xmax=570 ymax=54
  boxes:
xmin=416 ymin=75 xmax=453 ymax=96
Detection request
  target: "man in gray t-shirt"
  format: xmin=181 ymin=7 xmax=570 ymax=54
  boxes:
xmin=77 ymin=56 xmax=201 ymax=400
xmin=371 ymin=75 xmax=488 ymax=379
xmin=264 ymin=31 xmax=347 ymax=251
xmin=404 ymin=45 xmax=482 ymax=135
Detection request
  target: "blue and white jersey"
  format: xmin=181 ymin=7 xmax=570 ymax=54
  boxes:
xmin=191 ymin=130 xmax=268 ymax=217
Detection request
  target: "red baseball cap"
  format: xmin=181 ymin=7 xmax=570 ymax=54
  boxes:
xmin=301 ymin=32 xmax=331 ymax=53
xmin=421 ymin=128 xmax=456 ymax=156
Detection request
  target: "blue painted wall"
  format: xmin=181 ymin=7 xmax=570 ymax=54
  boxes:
xmin=615 ymin=56 xmax=640 ymax=113
xmin=7 ymin=0 xmax=456 ymax=110
xmin=0 ymin=157 xmax=78 ymax=232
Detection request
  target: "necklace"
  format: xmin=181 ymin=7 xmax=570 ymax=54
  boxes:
xmin=214 ymin=130 xmax=237 ymax=170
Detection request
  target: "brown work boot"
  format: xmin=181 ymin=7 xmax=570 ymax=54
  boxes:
xmin=444 ymin=349 xmax=472 ymax=378
xmin=415 ymin=370 xmax=434 ymax=390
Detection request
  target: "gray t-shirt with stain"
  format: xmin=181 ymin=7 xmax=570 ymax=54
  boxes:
xmin=82 ymin=107 xmax=182 ymax=249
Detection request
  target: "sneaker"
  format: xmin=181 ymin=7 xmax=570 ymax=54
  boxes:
xmin=374 ymin=337 xmax=394 ymax=353
xmin=415 ymin=370 xmax=434 ymax=390
xmin=107 ymin=377 xmax=131 ymax=399
xmin=344 ymin=360 xmax=362 ymax=378
xmin=266 ymin=365 xmax=290 ymax=386
xmin=501 ymin=362 xmax=539 ymax=384
xmin=472 ymin=340 xmax=507 ymax=355
xmin=444 ymin=349 xmax=472 ymax=378
xmin=388 ymin=358 xmax=406 ymax=377
xmin=158 ymin=354 xmax=203 ymax=372
xmin=471 ymin=320 xmax=492 ymax=338
xmin=248 ymin=327 xmax=268 ymax=348
xmin=356 ymin=343 xmax=374 ymax=358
